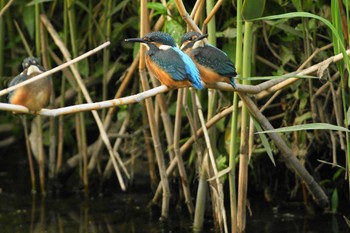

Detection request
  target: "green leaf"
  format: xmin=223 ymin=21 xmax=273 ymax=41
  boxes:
xmin=242 ymin=0 xmax=266 ymax=20
xmin=291 ymin=0 xmax=302 ymax=11
xmin=22 ymin=5 xmax=35 ymax=39
xmin=281 ymin=45 xmax=296 ymax=65
xmin=164 ymin=20 xmax=185 ymax=45
xmin=295 ymin=112 xmax=312 ymax=124
xmin=147 ymin=2 xmax=167 ymax=17
xmin=27 ymin=0 xmax=52 ymax=6
xmin=343 ymin=216 xmax=350 ymax=229
xmin=331 ymin=188 xmax=338 ymax=213
xmin=254 ymin=12 xmax=350 ymax=87
xmin=256 ymin=123 xmax=350 ymax=134
xmin=78 ymin=58 xmax=89 ymax=77
xmin=235 ymin=74 xmax=317 ymax=81
xmin=253 ymin=119 xmax=276 ymax=166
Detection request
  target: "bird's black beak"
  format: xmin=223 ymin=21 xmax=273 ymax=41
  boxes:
xmin=195 ymin=34 xmax=208 ymax=42
xmin=124 ymin=38 xmax=145 ymax=43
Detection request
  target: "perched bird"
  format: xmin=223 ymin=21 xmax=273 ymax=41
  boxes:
xmin=125 ymin=31 xmax=204 ymax=90
xmin=181 ymin=31 xmax=237 ymax=87
xmin=8 ymin=57 xmax=52 ymax=112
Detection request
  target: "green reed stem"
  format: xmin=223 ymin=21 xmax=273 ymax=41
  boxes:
xmin=229 ymin=0 xmax=243 ymax=231
xmin=67 ymin=0 xmax=89 ymax=192
xmin=0 ymin=0 xmax=4 ymax=92
xmin=35 ymin=3 xmax=40 ymax=56
xmin=102 ymin=0 xmax=112 ymax=119
xmin=237 ymin=20 xmax=253 ymax=233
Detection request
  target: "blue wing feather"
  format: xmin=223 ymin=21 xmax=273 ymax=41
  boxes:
xmin=173 ymin=47 xmax=203 ymax=89
xmin=8 ymin=73 xmax=27 ymax=102
xmin=148 ymin=47 xmax=203 ymax=89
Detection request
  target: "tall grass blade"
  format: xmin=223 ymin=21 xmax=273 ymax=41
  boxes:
xmin=256 ymin=123 xmax=350 ymax=134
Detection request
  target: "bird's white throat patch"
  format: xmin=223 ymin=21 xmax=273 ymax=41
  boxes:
xmin=193 ymin=40 xmax=205 ymax=49
xmin=27 ymin=65 xmax=42 ymax=76
xmin=159 ymin=44 xmax=172 ymax=50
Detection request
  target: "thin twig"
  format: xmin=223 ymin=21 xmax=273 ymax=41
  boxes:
xmin=0 ymin=42 xmax=110 ymax=97
xmin=40 ymin=14 xmax=127 ymax=191
xmin=174 ymin=88 xmax=194 ymax=214
xmin=238 ymin=92 xmax=329 ymax=207
xmin=140 ymin=0 xmax=170 ymax=219
xmin=2 ymin=48 xmax=349 ymax=115
xmin=201 ymin=0 xmax=223 ymax=33
xmin=0 ymin=0 xmax=14 ymax=17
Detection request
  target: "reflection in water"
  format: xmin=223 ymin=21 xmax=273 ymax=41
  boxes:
xmin=0 ymin=155 xmax=348 ymax=233
xmin=0 ymin=192 xmax=348 ymax=233
xmin=0 ymin=193 xmax=195 ymax=233
xmin=245 ymin=200 xmax=349 ymax=233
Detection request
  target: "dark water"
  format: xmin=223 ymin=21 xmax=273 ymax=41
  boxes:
xmin=0 ymin=191 xmax=349 ymax=233
xmin=0 ymin=192 xmax=196 ymax=233
xmin=0 ymin=151 xmax=349 ymax=232
xmin=0 ymin=185 xmax=350 ymax=233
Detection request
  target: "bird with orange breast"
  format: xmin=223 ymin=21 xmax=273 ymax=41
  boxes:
xmin=181 ymin=31 xmax=237 ymax=88
xmin=125 ymin=31 xmax=204 ymax=90
xmin=8 ymin=57 xmax=51 ymax=112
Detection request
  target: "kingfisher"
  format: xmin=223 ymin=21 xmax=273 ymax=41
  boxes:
xmin=8 ymin=57 xmax=52 ymax=112
xmin=125 ymin=31 xmax=204 ymax=90
xmin=181 ymin=31 xmax=237 ymax=88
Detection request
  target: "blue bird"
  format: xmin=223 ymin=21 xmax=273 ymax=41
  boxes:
xmin=8 ymin=57 xmax=51 ymax=112
xmin=181 ymin=31 xmax=237 ymax=88
xmin=125 ymin=31 xmax=204 ymax=90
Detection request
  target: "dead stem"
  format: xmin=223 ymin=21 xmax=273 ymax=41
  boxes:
xmin=40 ymin=14 xmax=126 ymax=191
xmin=174 ymin=88 xmax=194 ymax=214
xmin=0 ymin=0 xmax=14 ymax=17
xmin=194 ymin=92 xmax=228 ymax=232
xmin=238 ymin=92 xmax=329 ymax=207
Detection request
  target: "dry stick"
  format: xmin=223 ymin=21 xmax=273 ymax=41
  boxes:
xmin=173 ymin=88 xmax=194 ymax=215
xmin=36 ymin=116 xmax=46 ymax=194
xmin=40 ymin=15 xmax=126 ymax=191
xmin=140 ymin=0 xmax=169 ymax=219
xmin=152 ymin=87 xmax=207 ymax=206
xmin=0 ymin=77 xmax=291 ymax=114
xmin=41 ymin=18 xmax=57 ymax=181
xmin=2 ymin=47 xmax=349 ymax=114
xmin=140 ymin=68 xmax=170 ymax=219
xmin=90 ymin=13 xmax=164 ymax=174
xmin=238 ymin=92 xmax=329 ymax=207
xmin=103 ymin=109 xmax=131 ymax=179
xmin=262 ymin=23 xmax=282 ymax=62
xmin=333 ymin=82 xmax=346 ymax=150
xmin=88 ymin=54 xmax=140 ymax=173
xmin=22 ymin=117 xmax=37 ymax=193
xmin=312 ymin=72 xmax=345 ymax=153
xmin=149 ymin=74 xmax=176 ymax=161
xmin=175 ymin=0 xmax=201 ymax=32
xmin=330 ymin=82 xmax=343 ymax=133
xmin=256 ymin=55 xmax=280 ymax=70
xmin=0 ymin=48 xmax=110 ymax=99
xmin=201 ymin=0 xmax=223 ymax=34
xmin=190 ymin=0 xmax=203 ymax=20
xmin=0 ymin=85 xmax=170 ymax=115
xmin=102 ymin=97 xmax=137 ymax=180
xmin=194 ymin=92 xmax=228 ymax=232
xmin=0 ymin=0 xmax=14 ymax=17
xmin=151 ymin=50 xmax=349 ymax=206
xmin=75 ymin=113 xmax=84 ymax=185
